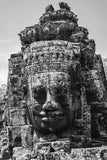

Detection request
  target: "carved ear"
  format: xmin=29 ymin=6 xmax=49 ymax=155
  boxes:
xmin=68 ymin=61 xmax=81 ymax=90
xmin=69 ymin=61 xmax=81 ymax=78
xmin=23 ymin=85 xmax=28 ymax=96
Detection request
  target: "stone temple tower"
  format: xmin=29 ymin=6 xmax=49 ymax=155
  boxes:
xmin=1 ymin=2 xmax=107 ymax=160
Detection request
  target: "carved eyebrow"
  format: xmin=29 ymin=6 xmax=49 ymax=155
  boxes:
xmin=52 ymin=84 xmax=68 ymax=92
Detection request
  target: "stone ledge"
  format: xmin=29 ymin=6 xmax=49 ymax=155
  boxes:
xmin=12 ymin=146 xmax=107 ymax=160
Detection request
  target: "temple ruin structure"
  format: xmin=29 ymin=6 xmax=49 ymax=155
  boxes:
xmin=1 ymin=2 xmax=107 ymax=160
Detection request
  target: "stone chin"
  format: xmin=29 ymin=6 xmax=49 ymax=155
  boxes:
xmin=32 ymin=102 xmax=72 ymax=133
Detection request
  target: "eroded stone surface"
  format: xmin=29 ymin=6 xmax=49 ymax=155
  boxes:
xmin=12 ymin=145 xmax=107 ymax=160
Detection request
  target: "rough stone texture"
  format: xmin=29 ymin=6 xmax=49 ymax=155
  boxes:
xmin=21 ymin=125 xmax=33 ymax=148
xmin=12 ymin=145 xmax=107 ymax=160
xmin=1 ymin=2 xmax=107 ymax=160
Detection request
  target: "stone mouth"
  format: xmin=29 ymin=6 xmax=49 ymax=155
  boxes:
xmin=35 ymin=110 xmax=65 ymax=123
xmin=48 ymin=111 xmax=64 ymax=117
xmin=39 ymin=110 xmax=64 ymax=118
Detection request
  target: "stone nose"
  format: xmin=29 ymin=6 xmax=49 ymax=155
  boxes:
xmin=43 ymin=101 xmax=54 ymax=111
xmin=42 ymin=88 xmax=60 ymax=111
xmin=43 ymin=101 xmax=60 ymax=112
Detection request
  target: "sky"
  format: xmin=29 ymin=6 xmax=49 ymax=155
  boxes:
xmin=0 ymin=0 xmax=107 ymax=84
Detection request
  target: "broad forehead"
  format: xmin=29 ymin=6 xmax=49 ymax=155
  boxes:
xmin=29 ymin=72 xmax=70 ymax=87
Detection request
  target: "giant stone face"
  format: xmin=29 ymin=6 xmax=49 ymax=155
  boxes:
xmin=29 ymin=72 xmax=73 ymax=133
xmin=25 ymin=41 xmax=80 ymax=134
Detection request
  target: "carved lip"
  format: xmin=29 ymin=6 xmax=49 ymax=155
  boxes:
xmin=43 ymin=114 xmax=65 ymax=123
xmin=39 ymin=110 xmax=64 ymax=118
xmin=36 ymin=110 xmax=65 ymax=122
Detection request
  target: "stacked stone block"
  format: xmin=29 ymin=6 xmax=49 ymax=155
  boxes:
xmin=6 ymin=53 xmax=25 ymax=149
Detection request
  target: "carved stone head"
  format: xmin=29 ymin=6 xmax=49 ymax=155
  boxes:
xmin=31 ymin=72 xmax=73 ymax=133
xmin=25 ymin=41 xmax=81 ymax=135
